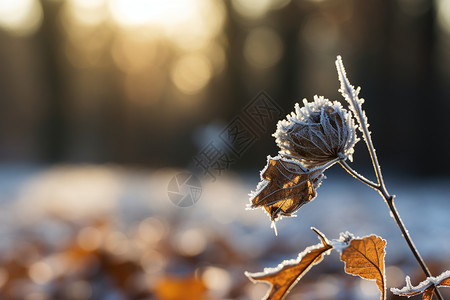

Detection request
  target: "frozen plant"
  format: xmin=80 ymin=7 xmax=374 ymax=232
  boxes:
xmin=245 ymin=56 xmax=449 ymax=300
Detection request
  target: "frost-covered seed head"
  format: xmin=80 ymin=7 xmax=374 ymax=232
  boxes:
xmin=274 ymin=96 xmax=358 ymax=167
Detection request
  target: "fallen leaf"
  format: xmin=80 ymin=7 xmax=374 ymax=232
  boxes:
xmin=245 ymin=228 xmax=333 ymax=300
xmin=249 ymin=155 xmax=324 ymax=224
xmin=340 ymin=235 xmax=386 ymax=300
xmin=154 ymin=275 xmax=207 ymax=300
xmin=391 ymin=270 xmax=450 ymax=299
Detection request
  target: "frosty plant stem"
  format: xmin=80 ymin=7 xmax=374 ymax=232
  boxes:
xmin=336 ymin=56 xmax=444 ymax=300
xmin=247 ymin=57 xmax=449 ymax=300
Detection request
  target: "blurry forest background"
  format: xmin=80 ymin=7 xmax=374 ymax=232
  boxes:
xmin=1 ymin=0 xmax=450 ymax=299
xmin=1 ymin=0 xmax=450 ymax=173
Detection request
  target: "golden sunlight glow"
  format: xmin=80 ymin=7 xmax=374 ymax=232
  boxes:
xmin=231 ymin=0 xmax=272 ymax=19
xmin=141 ymin=250 xmax=167 ymax=274
xmin=60 ymin=0 xmax=225 ymax=96
xmin=166 ymin=1 xmax=225 ymax=51
xmin=202 ymin=267 xmax=232 ymax=296
xmin=65 ymin=0 xmax=108 ymax=26
xmin=206 ymin=42 xmax=227 ymax=75
xmin=171 ymin=53 xmax=212 ymax=95
xmin=77 ymin=226 xmax=103 ymax=251
xmin=109 ymin=0 xmax=191 ymax=28
xmin=244 ymin=27 xmax=284 ymax=69
xmin=29 ymin=261 xmax=54 ymax=285
xmin=0 ymin=0 xmax=43 ymax=36
xmin=111 ymin=34 xmax=160 ymax=73
xmin=173 ymin=228 xmax=207 ymax=256
xmin=436 ymin=0 xmax=450 ymax=34
xmin=231 ymin=0 xmax=291 ymax=19
xmin=109 ymin=0 xmax=225 ymax=51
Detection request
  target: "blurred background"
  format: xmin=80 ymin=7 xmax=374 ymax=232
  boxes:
xmin=1 ymin=0 xmax=450 ymax=299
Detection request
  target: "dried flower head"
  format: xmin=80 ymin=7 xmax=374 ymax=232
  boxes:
xmin=274 ymin=96 xmax=358 ymax=168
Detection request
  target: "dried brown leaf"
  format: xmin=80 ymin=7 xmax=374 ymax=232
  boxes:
xmin=154 ymin=276 xmax=207 ymax=300
xmin=341 ymin=235 xmax=386 ymax=300
xmin=422 ymin=286 xmax=436 ymax=300
xmin=245 ymin=228 xmax=332 ymax=300
xmin=391 ymin=270 xmax=450 ymax=299
xmin=249 ymin=155 xmax=323 ymax=224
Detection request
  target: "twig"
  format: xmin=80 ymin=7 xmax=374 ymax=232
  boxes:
xmin=339 ymin=160 xmax=379 ymax=190
xmin=336 ymin=57 xmax=444 ymax=300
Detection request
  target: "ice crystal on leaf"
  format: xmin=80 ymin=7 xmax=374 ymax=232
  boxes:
xmin=274 ymin=95 xmax=358 ymax=168
xmin=250 ymin=93 xmax=358 ymax=231
xmin=248 ymin=155 xmax=324 ymax=233
xmin=246 ymin=56 xmax=447 ymax=300
xmin=391 ymin=270 xmax=450 ymax=299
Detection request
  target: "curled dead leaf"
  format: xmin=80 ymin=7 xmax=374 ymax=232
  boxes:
xmin=245 ymin=228 xmax=333 ymax=300
xmin=249 ymin=155 xmax=324 ymax=225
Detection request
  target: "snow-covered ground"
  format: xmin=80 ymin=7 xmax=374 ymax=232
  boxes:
xmin=0 ymin=165 xmax=449 ymax=299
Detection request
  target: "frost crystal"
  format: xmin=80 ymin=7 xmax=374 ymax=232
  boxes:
xmin=391 ymin=270 xmax=450 ymax=296
xmin=274 ymin=95 xmax=358 ymax=168
xmin=336 ymin=56 xmax=369 ymax=140
xmin=248 ymin=155 xmax=325 ymax=230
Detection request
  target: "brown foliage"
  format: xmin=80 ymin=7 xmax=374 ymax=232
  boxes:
xmin=250 ymin=156 xmax=323 ymax=223
xmin=245 ymin=228 xmax=332 ymax=300
xmin=340 ymin=235 xmax=386 ymax=300
xmin=154 ymin=276 xmax=207 ymax=300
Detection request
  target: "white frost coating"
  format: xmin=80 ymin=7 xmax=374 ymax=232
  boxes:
xmin=247 ymin=155 xmax=324 ymax=234
xmin=330 ymin=231 xmax=355 ymax=252
xmin=335 ymin=56 xmax=370 ymax=139
xmin=247 ymin=154 xmax=310 ymax=205
xmin=391 ymin=270 xmax=450 ymax=296
xmin=273 ymin=94 xmax=359 ymax=168
xmin=245 ymin=231 xmax=332 ymax=281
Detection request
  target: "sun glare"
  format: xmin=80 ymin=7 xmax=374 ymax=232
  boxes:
xmin=65 ymin=0 xmax=108 ymax=26
xmin=171 ymin=53 xmax=213 ymax=95
xmin=0 ymin=0 xmax=43 ymax=36
xmin=1 ymin=0 xmax=226 ymax=96
xmin=109 ymin=0 xmax=193 ymax=28
xmin=437 ymin=0 xmax=450 ymax=34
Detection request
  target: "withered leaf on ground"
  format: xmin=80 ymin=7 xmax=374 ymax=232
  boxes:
xmin=249 ymin=155 xmax=324 ymax=223
xmin=391 ymin=270 xmax=450 ymax=300
xmin=340 ymin=235 xmax=386 ymax=300
xmin=154 ymin=276 xmax=207 ymax=300
xmin=245 ymin=228 xmax=333 ymax=300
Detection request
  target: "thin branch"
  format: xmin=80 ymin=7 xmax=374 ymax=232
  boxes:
xmin=309 ymin=157 xmax=340 ymax=172
xmin=336 ymin=57 xmax=444 ymax=300
xmin=339 ymin=160 xmax=379 ymax=190
xmin=336 ymin=56 xmax=386 ymax=193
xmin=386 ymin=197 xmax=440 ymax=286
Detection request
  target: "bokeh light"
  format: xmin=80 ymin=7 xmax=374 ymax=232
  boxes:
xmin=64 ymin=0 xmax=108 ymax=26
xmin=244 ymin=27 xmax=284 ymax=69
xmin=172 ymin=227 xmax=207 ymax=256
xmin=77 ymin=226 xmax=103 ymax=251
xmin=202 ymin=266 xmax=232 ymax=297
xmin=436 ymin=0 xmax=450 ymax=35
xmin=28 ymin=261 xmax=53 ymax=285
xmin=0 ymin=0 xmax=42 ymax=36
xmin=171 ymin=53 xmax=213 ymax=95
xmin=1 ymin=0 xmax=450 ymax=299
xmin=231 ymin=0 xmax=273 ymax=19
